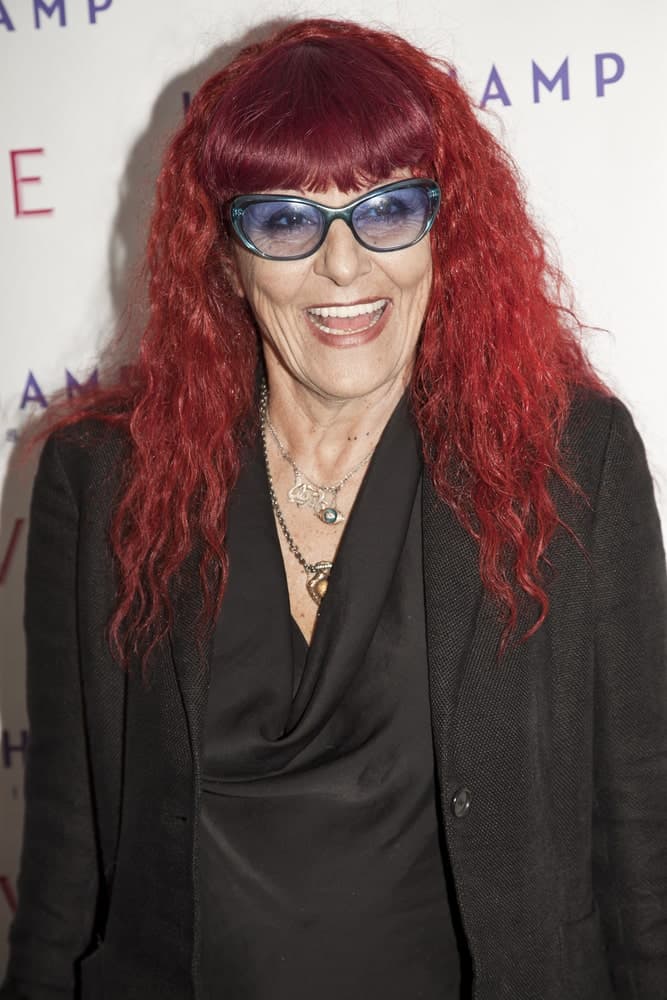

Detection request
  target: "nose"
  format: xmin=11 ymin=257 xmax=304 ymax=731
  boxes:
xmin=313 ymin=218 xmax=372 ymax=285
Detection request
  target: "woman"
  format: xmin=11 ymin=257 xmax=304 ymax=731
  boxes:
xmin=2 ymin=17 xmax=665 ymax=1000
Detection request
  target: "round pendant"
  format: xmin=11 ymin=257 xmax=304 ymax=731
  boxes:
xmin=318 ymin=506 xmax=344 ymax=525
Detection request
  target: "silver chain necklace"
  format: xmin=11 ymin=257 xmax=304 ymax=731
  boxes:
xmin=260 ymin=385 xmax=333 ymax=606
xmin=261 ymin=382 xmax=374 ymax=526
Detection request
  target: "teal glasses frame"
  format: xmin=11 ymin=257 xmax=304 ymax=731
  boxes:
xmin=228 ymin=178 xmax=441 ymax=261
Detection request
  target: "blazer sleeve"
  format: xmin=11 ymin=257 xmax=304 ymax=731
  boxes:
xmin=591 ymin=399 xmax=667 ymax=999
xmin=1 ymin=435 xmax=100 ymax=999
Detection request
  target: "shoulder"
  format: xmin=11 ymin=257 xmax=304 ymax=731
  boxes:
xmin=557 ymin=388 xmax=663 ymax=580
xmin=561 ymin=388 xmax=648 ymax=504
xmin=36 ymin=416 xmax=130 ymax=513
xmin=563 ymin=388 xmax=620 ymax=463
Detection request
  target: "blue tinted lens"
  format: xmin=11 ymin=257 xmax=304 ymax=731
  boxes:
xmin=351 ymin=185 xmax=431 ymax=249
xmin=231 ymin=181 xmax=439 ymax=259
xmin=239 ymin=200 xmax=324 ymax=257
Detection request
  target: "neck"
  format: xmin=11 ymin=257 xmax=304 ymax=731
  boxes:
xmin=262 ymin=367 xmax=409 ymax=482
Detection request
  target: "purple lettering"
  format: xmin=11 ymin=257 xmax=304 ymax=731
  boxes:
xmin=34 ymin=0 xmax=67 ymax=28
xmin=20 ymin=371 xmax=48 ymax=409
xmin=0 ymin=1 xmax=15 ymax=30
xmin=66 ymin=367 xmax=99 ymax=398
xmin=532 ymin=57 xmax=570 ymax=103
xmin=481 ymin=65 xmax=511 ymax=108
xmin=2 ymin=729 xmax=28 ymax=768
xmin=595 ymin=52 xmax=625 ymax=97
xmin=88 ymin=0 xmax=112 ymax=24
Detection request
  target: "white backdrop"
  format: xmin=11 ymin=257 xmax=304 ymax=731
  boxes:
xmin=1 ymin=0 xmax=665 ymax=974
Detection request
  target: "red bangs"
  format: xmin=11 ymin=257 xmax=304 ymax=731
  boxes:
xmin=200 ymin=37 xmax=435 ymax=196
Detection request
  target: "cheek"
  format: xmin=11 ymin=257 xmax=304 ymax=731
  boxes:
xmin=396 ymin=254 xmax=433 ymax=314
xmin=243 ymin=284 xmax=309 ymax=358
xmin=234 ymin=253 xmax=309 ymax=322
xmin=249 ymin=288 xmax=299 ymax=333
xmin=416 ymin=244 xmax=434 ymax=288
xmin=395 ymin=242 xmax=432 ymax=290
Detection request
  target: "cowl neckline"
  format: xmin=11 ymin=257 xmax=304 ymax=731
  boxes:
xmin=202 ymin=391 xmax=422 ymax=779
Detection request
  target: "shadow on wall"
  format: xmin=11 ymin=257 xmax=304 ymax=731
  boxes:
xmin=106 ymin=17 xmax=290 ymax=371
xmin=0 ymin=14 xmax=288 ymax=707
xmin=0 ymin=15 xmax=287 ymax=965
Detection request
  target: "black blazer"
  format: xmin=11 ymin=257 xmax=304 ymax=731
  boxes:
xmin=2 ymin=392 xmax=666 ymax=1000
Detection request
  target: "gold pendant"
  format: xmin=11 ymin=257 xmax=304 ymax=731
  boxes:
xmin=307 ymin=561 xmax=333 ymax=606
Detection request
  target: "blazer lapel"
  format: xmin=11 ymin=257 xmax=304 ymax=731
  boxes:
xmin=422 ymin=474 xmax=489 ymax=742
xmin=422 ymin=475 xmax=566 ymax=994
xmin=422 ymin=474 xmax=541 ymax=751
xmin=168 ymin=545 xmax=215 ymax=770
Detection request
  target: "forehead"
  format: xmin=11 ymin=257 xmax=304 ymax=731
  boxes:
xmin=259 ymin=168 xmax=415 ymax=206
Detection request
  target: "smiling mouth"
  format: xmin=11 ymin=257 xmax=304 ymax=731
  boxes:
xmin=306 ymin=298 xmax=389 ymax=334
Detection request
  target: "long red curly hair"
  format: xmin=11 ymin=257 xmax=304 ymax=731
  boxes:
xmin=53 ymin=18 xmax=607 ymax=667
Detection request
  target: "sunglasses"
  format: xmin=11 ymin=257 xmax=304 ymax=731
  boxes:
xmin=229 ymin=178 xmax=441 ymax=261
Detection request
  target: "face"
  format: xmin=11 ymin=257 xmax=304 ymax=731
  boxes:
xmin=231 ymin=175 xmax=433 ymax=409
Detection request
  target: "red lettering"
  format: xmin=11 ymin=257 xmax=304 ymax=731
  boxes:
xmin=0 ymin=876 xmax=17 ymax=914
xmin=0 ymin=519 xmax=25 ymax=585
xmin=10 ymin=148 xmax=53 ymax=217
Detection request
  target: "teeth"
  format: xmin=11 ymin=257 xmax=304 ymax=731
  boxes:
xmin=308 ymin=307 xmax=385 ymax=335
xmin=307 ymin=299 xmax=388 ymax=319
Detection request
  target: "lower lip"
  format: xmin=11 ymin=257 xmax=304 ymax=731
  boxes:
xmin=304 ymin=302 xmax=392 ymax=349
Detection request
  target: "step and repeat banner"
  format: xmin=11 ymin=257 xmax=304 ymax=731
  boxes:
xmin=1 ymin=0 xmax=665 ymax=974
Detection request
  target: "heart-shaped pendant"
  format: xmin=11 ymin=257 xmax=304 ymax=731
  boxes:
xmin=307 ymin=561 xmax=333 ymax=606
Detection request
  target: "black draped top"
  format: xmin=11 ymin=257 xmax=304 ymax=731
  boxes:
xmin=199 ymin=397 xmax=465 ymax=998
